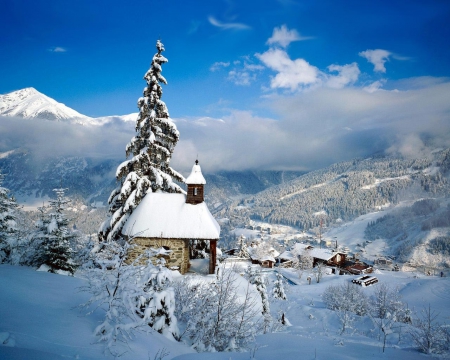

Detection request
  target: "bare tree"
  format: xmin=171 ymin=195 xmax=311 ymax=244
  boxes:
xmin=312 ymin=262 xmax=326 ymax=283
xmin=410 ymin=305 xmax=448 ymax=354
xmin=174 ymin=266 xmax=260 ymax=352
xmin=291 ymin=248 xmax=313 ymax=279
xmin=323 ymin=282 xmax=368 ymax=335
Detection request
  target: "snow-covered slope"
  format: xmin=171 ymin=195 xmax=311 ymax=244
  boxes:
xmin=1 ymin=263 xmax=447 ymax=359
xmin=0 ymin=265 xmax=193 ymax=360
xmin=0 ymin=88 xmax=89 ymax=121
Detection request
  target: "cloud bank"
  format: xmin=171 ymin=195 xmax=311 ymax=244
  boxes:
xmin=170 ymin=78 xmax=450 ymax=173
xmin=1 ymin=78 xmax=449 ymax=176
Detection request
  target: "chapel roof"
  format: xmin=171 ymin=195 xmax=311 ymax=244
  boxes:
xmin=122 ymin=191 xmax=220 ymax=240
xmin=185 ymin=160 xmax=206 ymax=185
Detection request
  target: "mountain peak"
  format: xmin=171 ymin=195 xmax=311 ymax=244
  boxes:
xmin=0 ymin=87 xmax=88 ymax=121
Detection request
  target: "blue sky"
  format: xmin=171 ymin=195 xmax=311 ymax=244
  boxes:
xmin=1 ymin=0 xmax=450 ymax=171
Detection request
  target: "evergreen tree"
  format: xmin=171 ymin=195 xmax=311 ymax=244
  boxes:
xmin=236 ymin=235 xmax=249 ymax=258
xmin=99 ymin=40 xmax=185 ymax=242
xmin=139 ymin=254 xmax=179 ymax=340
xmin=38 ymin=188 xmax=77 ymax=275
xmin=246 ymin=266 xmax=270 ymax=315
xmin=0 ymin=172 xmax=18 ymax=263
xmin=272 ymin=272 xmax=287 ymax=300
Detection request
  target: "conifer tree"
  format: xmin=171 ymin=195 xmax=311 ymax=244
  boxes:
xmin=0 ymin=173 xmax=18 ymax=263
xmin=273 ymin=272 xmax=287 ymax=300
xmin=246 ymin=266 xmax=270 ymax=315
xmin=236 ymin=235 xmax=249 ymax=258
xmin=139 ymin=255 xmax=179 ymax=340
xmin=38 ymin=188 xmax=77 ymax=275
xmin=99 ymin=40 xmax=185 ymax=242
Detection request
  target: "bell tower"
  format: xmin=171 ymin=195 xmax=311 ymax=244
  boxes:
xmin=185 ymin=160 xmax=206 ymax=204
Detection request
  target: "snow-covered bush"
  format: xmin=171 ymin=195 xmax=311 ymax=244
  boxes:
xmin=82 ymin=242 xmax=179 ymax=355
xmin=291 ymin=247 xmax=313 ymax=279
xmin=370 ymin=284 xmax=410 ymax=324
xmin=369 ymin=284 xmax=411 ymax=352
xmin=174 ymin=266 xmax=260 ymax=352
xmin=138 ymin=255 xmax=179 ymax=340
xmin=410 ymin=305 xmax=449 ymax=355
xmin=323 ymin=282 xmax=368 ymax=334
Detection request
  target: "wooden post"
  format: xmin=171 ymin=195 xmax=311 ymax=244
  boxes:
xmin=209 ymin=240 xmax=217 ymax=274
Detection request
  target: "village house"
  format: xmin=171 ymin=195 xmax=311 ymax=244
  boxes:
xmin=248 ymin=243 xmax=279 ymax=268
xmin=122 ymin=160 xmax=220 ymax=274
xmin=291 ymin=243 xmax=347 ymax=268
xmin=344 ymin=262 xmax=373 ymax=275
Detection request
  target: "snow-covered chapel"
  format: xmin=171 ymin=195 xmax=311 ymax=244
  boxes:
xmin=122 ymin=160 xmax=220 ymax=274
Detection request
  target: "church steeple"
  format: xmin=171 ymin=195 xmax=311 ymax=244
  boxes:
xmin=185 ymin=159 xmax=206 ymax=204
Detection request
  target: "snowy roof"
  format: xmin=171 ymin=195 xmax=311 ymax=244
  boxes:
xmin=292 ymin=243 xmax=343 ymax=261
xmin=260 ymin=256 xmax=276 ymax=263
xmin=185 ymin=161 xmax=206 ymax=185
xmin=291 ymin=243 xmax=314 ymax=253
xmin=122 ymin=191 xmax=220 ymax=240
xmin=278 ymin=251 xmax=295 ymax=260
xmin=309 ymin=248 xmax=337 ymax=261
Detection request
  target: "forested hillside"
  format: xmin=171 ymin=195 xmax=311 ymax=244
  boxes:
xmin=219 ymin=149 xmax=450 ymax=231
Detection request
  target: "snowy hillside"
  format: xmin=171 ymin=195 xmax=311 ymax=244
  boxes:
xmin=0 ymin=88 xmax=89 ymax=121
xmin=1 ymin=263 xmax=448 ymax=359
xmin=220 ymin=150 xmax=450 ymax=230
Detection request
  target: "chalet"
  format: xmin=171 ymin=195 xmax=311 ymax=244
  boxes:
xmin=122 ymin=160 xmax=220 ymax=274
xmin=292 ymin=243 xmax=346 ymax=267
xmin=259 ymin=256 xmax=276 ymax=268
xmin=248 ymin=244 xmax=279 ymax=268
xmin=277 ymin=250 xmax=296 ymax=265
xmin=344 ymin=262 xmax=373 ymax=275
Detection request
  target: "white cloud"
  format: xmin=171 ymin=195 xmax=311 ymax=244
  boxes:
xmin=208 ymin=16 xmax=250 ymax=30
xmin=48 ymin=47 xmax=67 ymax=53
xmin=266 ymin=24 xmax=313 ymax=48
xmin=170 ymin=79 xmax=450 ymax=172
xmin=224 ymin=61 xmax=264 ymax=86
xmin=2 ymin=79 xmax=449 ymax=174
xmin=256 ymin=48 xmax=320 ymax=90
xmin=363 ymin=79 xmax=386 ymax=93
xmin=210 ymin=61 xmax=230 ymax=72
xmin=359 ymin=49 xmax=391 ymax=73
xmin=325 ymin=63 xmax=360 ymax=89
xmin=227 ymin=70 xmax=255 ymax=86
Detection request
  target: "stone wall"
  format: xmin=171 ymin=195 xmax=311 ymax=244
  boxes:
xmin=127 ymin=237 xmax=190 ymax=274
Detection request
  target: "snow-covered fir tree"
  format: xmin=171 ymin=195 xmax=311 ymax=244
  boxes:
xmin=272 ymin=272 xmax=287 ymax=300
xmin=37 ymin=188 xmax=77 ymax=275
xmin=0 ymin=172 xmax=18 ymax=263
xmin=236 ymin=235 xmax=250 ymax=258
xmin=246 ymin=266 xmax=270 ymax=315
xmin=139 ymin=253 xmax=179 ymax=340
xmin=99 ymin=40 xmax=185 ymax=242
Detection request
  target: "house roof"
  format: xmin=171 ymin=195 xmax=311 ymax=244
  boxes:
xmin=278 ymin=251 xmax=295 ymax=260
xmin=292 ymin=243 xmax=344 ymax=261
xmin=186 ymin=161 xmax=206 ymax=185
xmin=122 ymin=191 xmax=220 ymax=240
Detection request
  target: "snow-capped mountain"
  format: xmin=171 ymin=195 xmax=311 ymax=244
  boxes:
xmin=0 ymin=87 xmax=88 ymax=121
